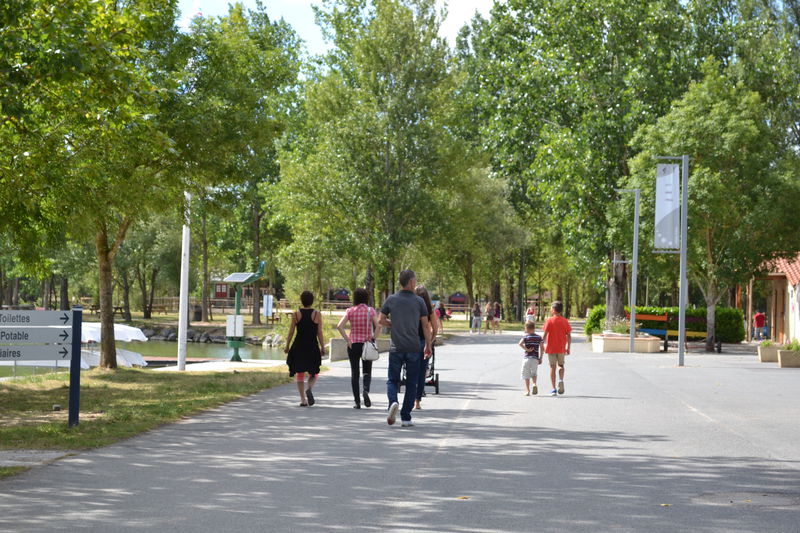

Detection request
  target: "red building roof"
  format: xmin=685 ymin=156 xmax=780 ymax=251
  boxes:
xmin=771 ymin=254 xmax=800 ymax=286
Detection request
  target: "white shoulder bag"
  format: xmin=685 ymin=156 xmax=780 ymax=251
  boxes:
xmin=361 ymin=307 xmax=379 ymax=361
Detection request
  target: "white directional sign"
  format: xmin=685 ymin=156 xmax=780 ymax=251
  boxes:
xmin=0 ymin=311 xmax=72 ymax=327
xmin=0 ymin=327 xmax=70 ymax=344
xmin=0 ymin=344 xmax=71 ymax=361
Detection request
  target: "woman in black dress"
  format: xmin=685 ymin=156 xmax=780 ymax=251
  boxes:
xmin=284 ymin=291 xmax=326 ymax=406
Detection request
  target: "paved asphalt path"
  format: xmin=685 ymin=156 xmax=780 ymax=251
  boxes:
xmin=2 ymin=331 xmax=799 ymax=532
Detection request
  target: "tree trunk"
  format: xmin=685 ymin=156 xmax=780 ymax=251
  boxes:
xmin=315 ymin=262 xmax=323 ymax=304
xmin=505 ymin=256 xmax=515 ymax=319
xmin=121 ymin=269 xmax=132 ymax=322
xmin=706 ymin=302 xmax=717 ymax=352
xmin=42 ymin=276 xmax=51 ymax=309
xmin=606 ymin=249 xmax=626 ymax=320
xmin=564 ymin=280 xmax=572 ymax=319
xmin=537 ymin=277 xmax=544 ymax=320
xmin=462 ymin=257 xmax=475 ymax=307
xmin=364 ymin=264 xmax=375 ymax=307
xmin=0 ymin=266 xmax=4 ymax=308
xmin=701 ymin=279 xmax=721 ymax=352
xmin=137 ymin=265 xmax=151 ymax=319
xmin=251 ymin=203 xmax=263 ymax=326
xmin=59 ymin=276 xmax=69 ymax=311
xmin=490 ymin=280 xmax=501 ymax=304
xmin=95 ymin=219 xmax=131 ymax=369
xmin=147 ymin=268 xmax=157 ymax=318
xmin=201 ymin=211 xmax=210 ymax=322
xmin=12 ymin=277 xmax=20 ymax=305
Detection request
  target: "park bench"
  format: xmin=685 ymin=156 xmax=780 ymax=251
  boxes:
xmin=89 ymin=305 xmax=123 ymax=316
xmin=626 ymin=311 xmax=722 ymax=353
xmin=150 ymin=305 xmax=168 ymax=315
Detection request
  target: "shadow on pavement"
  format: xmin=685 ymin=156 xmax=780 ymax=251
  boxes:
xmin=2 ymin=359 xmax=798 ymax=533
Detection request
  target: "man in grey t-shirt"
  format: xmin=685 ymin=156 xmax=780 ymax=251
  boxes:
xmin=379 ymin=269 xmax=432 ymax=427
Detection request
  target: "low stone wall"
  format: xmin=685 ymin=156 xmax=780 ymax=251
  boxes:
xmin=778 ymin=350 xmax=800 ymax=368
xmin=758 ymin=345 xmax=779 ymax=363
xmin=591 ymin=334 xmax=661 ymax=353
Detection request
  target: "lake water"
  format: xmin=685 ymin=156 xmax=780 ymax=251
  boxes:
xmin=0 ymin=341 xmax=286 ymax=377
xmin=116 ymin=340 xmax=286 ymax=361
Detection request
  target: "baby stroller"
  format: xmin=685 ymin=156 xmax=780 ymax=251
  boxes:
xmin=399 ymin=342 xmax=440 ymax=395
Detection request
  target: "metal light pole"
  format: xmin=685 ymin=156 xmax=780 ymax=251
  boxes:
xmin=616 ymin=188 xmax=640 ymax=352
xmin=655 ymin=156 xmax=689 ymax=367
xmin=177 ymin=191 xmax=191 ymax=371
xmin=678 ymin=155 xmax=689 ymax=367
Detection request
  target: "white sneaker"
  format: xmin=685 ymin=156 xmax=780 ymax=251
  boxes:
xmin=387 ymin=402 xmax=399 ymax=425
xmin=401 ymin=420 xmax=414 ymax=427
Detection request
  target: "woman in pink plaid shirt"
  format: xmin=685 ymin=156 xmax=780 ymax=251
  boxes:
xmin=336 ymin=288 xmax=380 ymax=409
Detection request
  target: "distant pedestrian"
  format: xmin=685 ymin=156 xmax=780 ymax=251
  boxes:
xmin=518 ymin=321 xmax=543 ymax=396
xmin=525 ymin=305 xmax=536 ymax=324
xmin=414 ymin=286 xmax=438 ymax=410
xmin=493 ymin=302 xmax=502 ymax=333
xmin=336 ymin=288 xmax=380 ymax=409
xmin=284 ymin=291 xmax=326 ymax=406
xmin=542 ymin=301 xmax=571 ymax=396
xmin=379 ymin=269 xmax=432 ymax=427
xmin=470 ymin=302 xmax=482 ymax=334
xmin=483 ymin=302 xmax=495 ymax=334
xmin=753 ymin=310 xmax=767 ymax=340
xmin=436 ymin=301 xmax=447 ymax=334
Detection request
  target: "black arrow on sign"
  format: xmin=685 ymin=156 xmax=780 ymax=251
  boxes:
xmin=60 ymin=313 xmax=69 ymax=324
xmin=59 ymin=347 xmax=69 ymax=358
xmin=59 ymin=330 xmax=70 ymax=342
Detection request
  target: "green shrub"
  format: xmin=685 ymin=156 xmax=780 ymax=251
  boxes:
xmin=781 ymin=339 xmax=800 ymax=352
xmin=714 ymin=307 xmax=746 ymax=343
xmin=585 ymin=305 xmax=606 ymax=338
xmin=760 ymin=340 xmax=775 ymax=347
xmin=583 ymin=304 xmax=745 ymax=343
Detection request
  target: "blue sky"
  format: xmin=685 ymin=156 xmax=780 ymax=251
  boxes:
xmin=177 ymin=0 xmax=495 ymax=55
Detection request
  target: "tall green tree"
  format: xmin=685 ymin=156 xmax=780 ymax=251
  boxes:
xmin=628 ymin=60 xmax=800 ymax=349
xmin=470 ymin=0 xmax=694 ymax=319
xmin=173 ymin=3 xmax=301 ymax=324
xmin=1 ymin=0 xmax=184 ymax=367
xmin=281 ymin=0 xmax=463 ymax=299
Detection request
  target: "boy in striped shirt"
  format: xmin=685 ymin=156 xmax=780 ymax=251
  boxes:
xmin=518 ymin=321 xmax=543 ymax=395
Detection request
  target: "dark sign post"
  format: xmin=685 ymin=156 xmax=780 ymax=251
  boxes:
xmin=68 ymin=308 xmax=82 ymax=427
xmin=0 ymin=308 xmax=82 ymax=426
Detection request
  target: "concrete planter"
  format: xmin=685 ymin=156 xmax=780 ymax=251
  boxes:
xmin=758 ymin=345 xmax=779 ymax=363
xmin=591 ymin=334 xmax=661 ymax=353
xmin=777 ymin=350 xmax=800 ymax=368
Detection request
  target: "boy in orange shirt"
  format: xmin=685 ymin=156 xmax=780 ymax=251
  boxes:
xmin=542 ymin=301 xmax=571 ymax=396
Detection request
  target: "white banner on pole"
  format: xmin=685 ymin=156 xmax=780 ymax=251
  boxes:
xmin=262 ymin=294 xmax=274 ymax=318
xmin=655 ymin=164 xmax=680 ymax=249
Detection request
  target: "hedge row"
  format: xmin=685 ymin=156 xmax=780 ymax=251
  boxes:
xmin=584 ymin=305 xmax=745 ymax=343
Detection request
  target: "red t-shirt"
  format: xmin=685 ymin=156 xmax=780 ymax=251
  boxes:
xmin=754 ymin=313 xmax=766 ymax=327
xmin=543 ymin=315 xmax=572 ymax=354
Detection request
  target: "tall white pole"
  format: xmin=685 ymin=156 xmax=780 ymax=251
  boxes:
xmin=678 ymin=155 xmax=689 ymax=367
xmin=629 ymin=189 xmax=640 ymax=353
xmin=177 ymin=191 xmax=191 ymax=371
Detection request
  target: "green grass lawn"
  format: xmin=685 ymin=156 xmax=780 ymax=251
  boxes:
xmin=0 ymin=366 xmax=293 ymax=453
